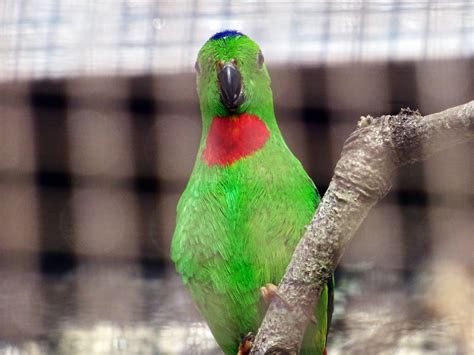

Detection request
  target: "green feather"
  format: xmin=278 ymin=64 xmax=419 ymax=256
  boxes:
xmin=172 ymin=33 xmax=331 ymax=354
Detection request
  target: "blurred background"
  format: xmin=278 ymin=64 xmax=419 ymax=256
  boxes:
xmin=0 ymin=1 xmax=472 ymax=354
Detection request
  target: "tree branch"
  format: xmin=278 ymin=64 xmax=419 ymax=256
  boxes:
xmin=250 ymin=101 xmax=473 ymax=354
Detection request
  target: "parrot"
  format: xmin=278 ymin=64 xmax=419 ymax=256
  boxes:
xmin=171 ymin=30 xmax=333 ymax=355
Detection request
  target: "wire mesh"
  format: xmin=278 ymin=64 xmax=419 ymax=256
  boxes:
xmin=0 ymin=0 xmax=472 ymax=80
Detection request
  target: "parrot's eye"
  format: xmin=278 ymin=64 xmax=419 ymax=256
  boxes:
xmin=257 ymin=50 xmax=264 ymax=70
xmin=194 ymin=60 xmax=201 ymax=75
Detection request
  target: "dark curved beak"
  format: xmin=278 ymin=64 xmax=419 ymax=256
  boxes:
xmin=218 ymin=63 xmax=245 ymax=112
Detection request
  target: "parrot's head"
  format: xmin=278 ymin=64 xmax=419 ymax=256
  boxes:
xmin=195 ymin=30 xmax=273 ymax=126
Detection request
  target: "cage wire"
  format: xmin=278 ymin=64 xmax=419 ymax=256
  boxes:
xmin=0 ymin=0 xmax=472 ymax=79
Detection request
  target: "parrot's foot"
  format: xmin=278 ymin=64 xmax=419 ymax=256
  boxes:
xmin=260 ymin=283 xmax=278 ymax=303
xmin=237 ymin=332 xmax=254 ymax=355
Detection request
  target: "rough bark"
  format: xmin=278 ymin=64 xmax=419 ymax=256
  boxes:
xmin=250 ymin=101 xmax=473 ymax=354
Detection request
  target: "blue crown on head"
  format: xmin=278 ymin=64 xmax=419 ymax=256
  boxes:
xmin=210 ymin=30 xmax=244 ymax=40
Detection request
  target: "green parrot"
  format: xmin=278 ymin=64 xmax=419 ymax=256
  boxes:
xmin=171 ymin=30 xmax=333 ymax=354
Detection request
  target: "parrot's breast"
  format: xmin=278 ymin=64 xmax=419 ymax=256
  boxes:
xmin=172 ymin=140 xmax=320 ymax=353
xmin=202 ymin=113 xmax=270 ymax=166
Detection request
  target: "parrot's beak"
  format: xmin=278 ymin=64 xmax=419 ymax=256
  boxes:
xmin=217 ymin=62 xmax=245 ymax=112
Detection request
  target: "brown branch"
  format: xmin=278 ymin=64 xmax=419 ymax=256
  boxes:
xmin=250 ymin=101 xmax=474 ymax=354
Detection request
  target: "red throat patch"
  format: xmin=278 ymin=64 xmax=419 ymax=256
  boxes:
xmin=202 ymin=113 xmax=270 ymax=166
